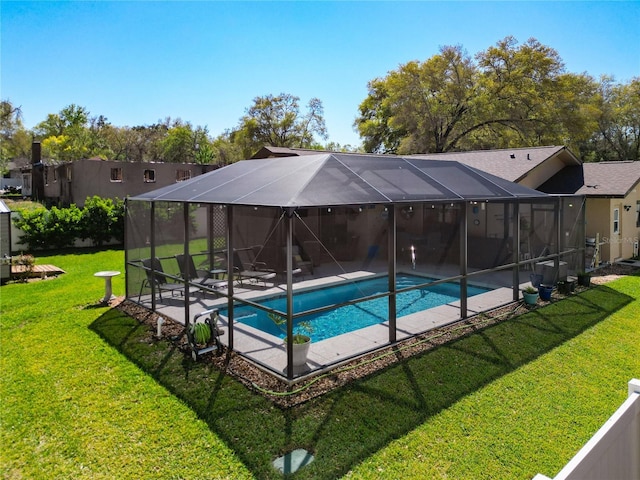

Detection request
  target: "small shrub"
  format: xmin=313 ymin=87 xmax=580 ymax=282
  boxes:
xmin=12 ymin=196 xmax=125 ymax=250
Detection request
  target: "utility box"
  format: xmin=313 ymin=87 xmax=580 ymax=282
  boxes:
xmin=535 ymin=260 xmax=568 ymax=286
xmin=0 ymin=200 xmax=12 ymax=284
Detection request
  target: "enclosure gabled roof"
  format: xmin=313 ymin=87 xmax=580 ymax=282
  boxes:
xmin=130 ymin=153 xmax=549 ymax=207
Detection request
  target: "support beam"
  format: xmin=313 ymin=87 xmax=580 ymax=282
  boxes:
xmin=388 ymin=205 xmax=397 ymax=343
xmin=459 ymin=203 xmax=468 ymax=319
xmin=183 ymin=202 xmax=191 ymax=325
xmin=513 ymin=201 xmax=521 ymax=301
xmin=150 ymin=201 xmax=156 ymax=311
xmin=226 ymin=206 xmax=234 ymax=350
xmin=555 ymin=198 xmax=561 ymax=283
xmin=286 ymin=208 xmax=294 ymax=380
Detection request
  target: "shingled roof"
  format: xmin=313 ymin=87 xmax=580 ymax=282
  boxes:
xmin=539 ymin=161 xmax=640 ymax=197
xmin=410 ymin=146 xmax=580 ymax=183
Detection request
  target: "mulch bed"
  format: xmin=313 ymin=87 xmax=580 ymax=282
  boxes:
xmin=115 ymin=262 xmax=639 ymax=408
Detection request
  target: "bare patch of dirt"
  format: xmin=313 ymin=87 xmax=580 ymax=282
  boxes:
xmin=113 ymin=262 xmax=638 ymax=408
xmin=589 ymin=262 xmax=640 ymax=285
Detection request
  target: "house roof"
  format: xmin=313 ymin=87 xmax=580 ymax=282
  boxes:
xmin=250 ymin=145 xmax=331 ymax=159
xmin=409 ymin=146 xmax=580 ymax=183
xmin=0 ymin=200 xmax=10 ymax=214
xmin=131 ymin=152 xmax=548 ymax=207
xmin=539 ymin=161 xmax=640 ymax=197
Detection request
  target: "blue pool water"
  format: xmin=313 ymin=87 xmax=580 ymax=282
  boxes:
xmin=222 ymin=274 xmax=489 ymax=342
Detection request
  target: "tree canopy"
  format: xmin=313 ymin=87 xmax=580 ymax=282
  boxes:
xmin=232 ymin=93 xmax=329 ymax=158
xmin=2 ymin=38 xmax=638 ymax=168
xmin=354 ymin=36 xmax=633 ymax=160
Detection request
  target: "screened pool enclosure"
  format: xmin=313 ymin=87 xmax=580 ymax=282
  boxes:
xmin=125 ymin=153 xmax=585 ymax=380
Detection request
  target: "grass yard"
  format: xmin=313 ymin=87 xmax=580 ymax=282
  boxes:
xmin=1 ymin=248 xmax=639 ymax=479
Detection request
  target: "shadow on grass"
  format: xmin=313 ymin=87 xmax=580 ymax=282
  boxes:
xmin=90 ymin=284 xmax=633 ymax=479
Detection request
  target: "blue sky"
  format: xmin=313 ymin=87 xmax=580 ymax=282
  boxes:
xmin=2 ymin=1 xmax=639 ymax=148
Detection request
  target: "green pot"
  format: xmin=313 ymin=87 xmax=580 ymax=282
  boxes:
xmin=522 ymin=291 xmax=538 ymax=305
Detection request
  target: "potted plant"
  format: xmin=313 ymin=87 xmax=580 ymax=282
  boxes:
xmin=268 ymin=312 xmax=314 ymax=367
xmin=538 ymin=284 xmax=553 ymax=301
xmin=577 ymin=271 xmax=591 ymax=287
xmin=522 ymin=286 xmax=538 ymax=306
xmin=557 ymin=279 xmax=575 ymax=295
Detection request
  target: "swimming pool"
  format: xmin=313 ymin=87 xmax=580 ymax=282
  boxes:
xmin=222 ymin=274 xmax=490 ymax=342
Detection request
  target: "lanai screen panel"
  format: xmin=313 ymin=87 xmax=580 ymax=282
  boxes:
xmin=559 ymin=196 xmax=586 ymax=275
xmin=125 ymin=200 xmax=152 ymax=300
xmin=131 ymin=154 xmax=549 ymax=208
xmin=395 ymin=203 xmax=462 ymax=279
xmin=467 ymin=201 xmax=516 ymax=274
xmin=339 ymin=156 xmax=458 ymax=202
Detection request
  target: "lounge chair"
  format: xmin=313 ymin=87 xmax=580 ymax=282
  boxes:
xmin=283 ymin=246 xmax=313 ymax=277
xmin=232 ymin=249 xmax=277 ymax=287
xmin=175 ymin=254 xmax=227 ymax=290
xmin=139 ymin=257 xmax=188 ymax=300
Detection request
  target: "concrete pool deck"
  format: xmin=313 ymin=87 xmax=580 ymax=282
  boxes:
xmin=137 ymin=268 xmax=525 ymax=380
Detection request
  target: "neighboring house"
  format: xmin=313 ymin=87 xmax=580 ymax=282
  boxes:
xmin=539 ymin=161 xmax=640 ymax=263
xmin=256 ymin=145 xmax=640 ymax=264
xmin=14 ymin=156 xmax=217 ymax=207
xmin=1 ymin=157 xmax=30 ymax=192
xmin=413 ymin=147 xmax=640 ymax=264
xmin=250 ymin=145 xmax=329 ymax=159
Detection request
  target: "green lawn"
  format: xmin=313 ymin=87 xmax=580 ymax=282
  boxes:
xmin=2 ymin=248 xmax=638 ymax=479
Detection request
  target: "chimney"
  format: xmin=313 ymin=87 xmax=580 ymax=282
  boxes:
xmin=31 ymin=142 xmax=45 ymax=201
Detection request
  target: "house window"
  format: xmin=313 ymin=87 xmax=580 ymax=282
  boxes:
xmin=176 ymin=169 xmax=191 ymax=182
xmin=53 ymin=169 xmax=58 ymax=182
xmin=613 ymin=208 xmax=619 ymax=234
xmin=110 ymin=167 xmax=123 ymax=182
xmin=66 ymin=166 xmax=72 ymax=181
xmin=44 ymin=168 xmax=49 ymax=186
xmin=143 ymin=169 xmax=156 ymax=183
xmin=636 ymin=201 xmax=640 ymax=227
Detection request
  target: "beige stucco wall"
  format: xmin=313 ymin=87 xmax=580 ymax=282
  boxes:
xmin=520 ymin=155 xmax=570 ymax=189
xmin=586 ymin=189 xmax=640 ymax=263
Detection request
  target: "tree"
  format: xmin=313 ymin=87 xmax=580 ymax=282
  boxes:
xmin=585 ymin=76 xmax=640 ymax=161
xmin=34 ymin=104 xmax=92 ymax=161
xmin=0 ymin=100 xmax=31 ymax=172
xmin=355 ymin=37 xmax=599 ymax=155
xmin=234 ymin=93 xmax=328 ymax=157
